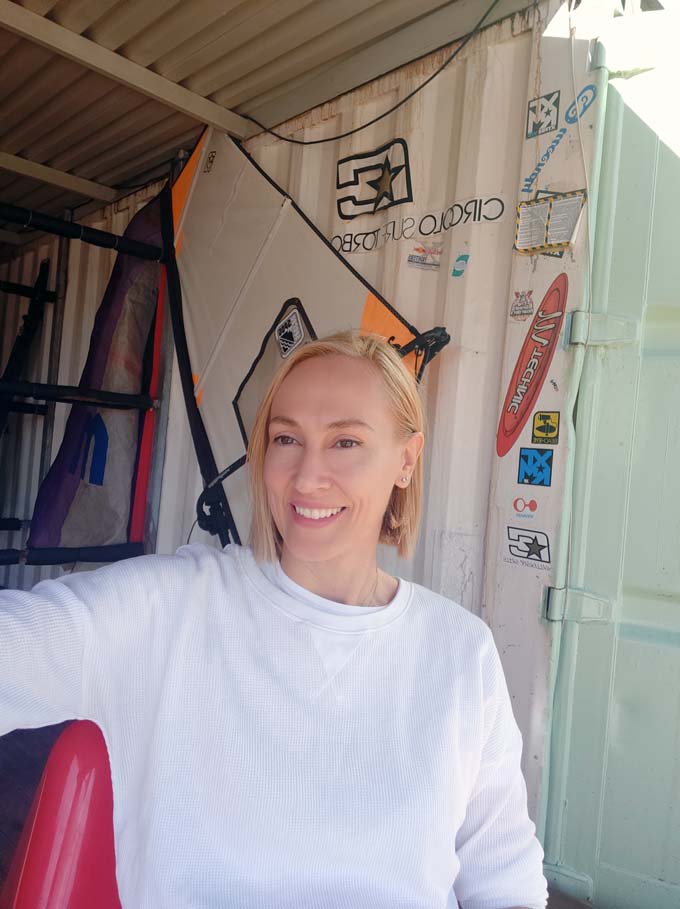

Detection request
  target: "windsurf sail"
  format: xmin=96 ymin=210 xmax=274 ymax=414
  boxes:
xmin=168 ymin=128 xmax=449 ymax=545
xmin=26 ymin=198 xmax=163 ymax=563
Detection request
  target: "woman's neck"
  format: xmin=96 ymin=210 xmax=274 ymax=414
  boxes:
xmin=279 ymin=549 xmax=398 ymax=607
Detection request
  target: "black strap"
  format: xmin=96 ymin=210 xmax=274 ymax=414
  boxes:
xmin=0 ymin=259 xmax=51 ymax=437
xmin=389 ymin=326 xmax=451 ymax=378
xmin=159 ymin=187 xmax=240 ymax=546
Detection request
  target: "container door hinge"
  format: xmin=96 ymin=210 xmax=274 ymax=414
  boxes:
xmin=569 ymin=311 xmax=639 ymax=346
xmin=546 ymin=586 xmax=613 ymax=623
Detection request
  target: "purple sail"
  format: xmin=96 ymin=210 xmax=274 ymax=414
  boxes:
xmin=28 ymin=197 xmax=161 ymax=550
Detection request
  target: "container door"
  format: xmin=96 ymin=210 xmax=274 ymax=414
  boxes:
xmin=542 ymin=65 xmax=680 ymax=909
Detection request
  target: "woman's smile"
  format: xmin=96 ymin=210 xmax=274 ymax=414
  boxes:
xmin=291 ymin=503 xmax=347 ymax=525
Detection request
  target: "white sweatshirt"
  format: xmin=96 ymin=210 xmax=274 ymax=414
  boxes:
xmin=0 ymin=543 xmax=548 ymax=909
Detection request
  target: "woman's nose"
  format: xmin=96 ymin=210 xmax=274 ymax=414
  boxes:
xmin=292 ymin=447 xmax=331 ymax=492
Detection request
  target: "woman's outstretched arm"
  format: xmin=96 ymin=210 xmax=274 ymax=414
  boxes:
xmin=0 ymin=574 xmax=93 ymax=736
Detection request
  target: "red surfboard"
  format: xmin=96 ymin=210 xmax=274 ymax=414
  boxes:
xmin=496 ymin=273 xmax=568 ymax=457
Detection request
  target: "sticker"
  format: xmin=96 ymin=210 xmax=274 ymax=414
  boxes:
xmin=518 ymin=447 xmax=553 ymax=486
xmin=506 ymin=527 xmax=551 ymax=565
xmin=276 ymin=307 xmax=305 ymax=358
xmin=203 ymin=150 xmax=216 ymax=173
xmin=515 ymin=190 xmax=586 ymax=254
xmin=233 ymin=298 xmax=316 ymax=449
xmin=521 ymin=128 xmax=567 ymax=194
xmin=452 ymin=253 xmax=470 ymax=277
xmin=532 ymin=411 xmax=559 ymax=445
xmin=510 ymin=290 xmax=534 ymax=321
xmin=565 ymin=84 xmax=597 ymax=124
xmin=526 ymin=91 xmax=560 ymax=139
xmin=407 ymin=239 xmax=443 ymax=270
xmin=331 ymin=196 xmax=504 ymax=254
xmin=336 ymin=139 xmax=413 ymax=220
xmin=496 ymin=274 xmax=567 ymax=457
xmin=535 ymin=190 xmax=564 ymax=258
xmin=513 ymin=496 xmax=538 ymax=518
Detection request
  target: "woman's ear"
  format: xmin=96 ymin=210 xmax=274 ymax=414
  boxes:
xmin=397 ymin=432 xmax=424 ymax=485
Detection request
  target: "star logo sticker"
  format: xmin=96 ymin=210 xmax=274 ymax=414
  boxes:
xmin=507 ymin=527 xmax=551 ymax=564
xmin=336 ymin=139 xmax=413 ymax=220
xmin=366 ymin=155 xmax=405 ymax=213
xmin=524 ymin=534 xmax=548 ymax=560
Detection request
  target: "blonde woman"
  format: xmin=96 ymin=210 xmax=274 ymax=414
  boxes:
xmin=0 ymin=332 xmax=547 ymax=909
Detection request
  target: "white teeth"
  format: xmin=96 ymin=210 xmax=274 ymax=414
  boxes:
xmin=294 ymin=506 xmax=343 ymax=519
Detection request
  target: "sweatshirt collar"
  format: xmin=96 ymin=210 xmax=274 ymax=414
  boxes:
xmin=235 ymin=544 xmax=412 ymax=633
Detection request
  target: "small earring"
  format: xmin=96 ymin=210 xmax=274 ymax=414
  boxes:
xmin=400 ymin=475 xmax=409 ymax=484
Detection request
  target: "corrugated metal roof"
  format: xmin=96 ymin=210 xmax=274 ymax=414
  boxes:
xmin=0 ymin=0 xmax=531 ymax=258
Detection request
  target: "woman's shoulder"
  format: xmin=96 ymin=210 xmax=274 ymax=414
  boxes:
xmin=405 ymin=579 xmax=495 ymax=653
xmin=170 ymin=540 xmax=243 ymax=571
xmin=49 ymin=541 xmax=246 ymax=608
xmin=173 ymin=541 xmax=252 ymax=582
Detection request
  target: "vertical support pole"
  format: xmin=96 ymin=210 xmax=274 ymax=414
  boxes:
xmin=37 ymin=216 xmax=70 ymax=487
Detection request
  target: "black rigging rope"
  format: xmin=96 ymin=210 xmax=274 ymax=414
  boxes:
xmin=240 ymin=0 xmax=505 ymax=146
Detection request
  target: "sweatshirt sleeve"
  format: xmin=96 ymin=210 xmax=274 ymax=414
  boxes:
xmin=453 ymin=630 xmax=548 ymax=909
xmin=0 ymin=575 xmax=94 ymax=736
xmin=0 ymin=547 xmax=210 ymax=738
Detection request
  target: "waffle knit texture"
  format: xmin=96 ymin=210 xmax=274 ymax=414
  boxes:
xmin=1 ymin=543 xmax=548 ymax=909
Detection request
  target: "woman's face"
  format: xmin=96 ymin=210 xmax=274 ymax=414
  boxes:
xmin=263 ymin=354 xmax=422 ymax=566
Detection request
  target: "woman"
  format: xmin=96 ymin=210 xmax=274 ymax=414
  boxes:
xmin=0 ymin=332 xmax=547 ymax=908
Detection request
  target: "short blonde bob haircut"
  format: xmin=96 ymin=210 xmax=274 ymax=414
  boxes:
xmin=247 ymin=330 xmax=425 ymax=563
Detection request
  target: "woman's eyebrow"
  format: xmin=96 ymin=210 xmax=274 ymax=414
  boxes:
xmin=327 ymin=419 xmax=374 ymax=431
xmin=268 ymin=416 xmax=298 ymax=427
xmin=269 ymin=416 xmax=374 ymax=431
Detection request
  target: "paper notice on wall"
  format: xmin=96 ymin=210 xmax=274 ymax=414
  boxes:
xmin=514 ymin=190 xmax=586 ymax=254
xmin=516 ymin=200 xmax=550 ymax=251
xmin=547 ymin=193 xmax=585 ymax=244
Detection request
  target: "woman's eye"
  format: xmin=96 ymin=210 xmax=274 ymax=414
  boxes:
xmin=273 ymin=435 xmax=297 ymax=446
xmin=335 ymin=438 xmax=360 ymax=449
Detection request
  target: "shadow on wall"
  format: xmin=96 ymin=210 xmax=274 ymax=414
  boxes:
xmin=548 ymin=886 xmax=595 ymax=908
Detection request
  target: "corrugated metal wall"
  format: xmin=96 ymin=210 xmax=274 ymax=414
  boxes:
xmin=0 ymin=180 xmax=163 ymax=589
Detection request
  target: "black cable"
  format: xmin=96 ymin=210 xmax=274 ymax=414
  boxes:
xmin=240 ymin=0 xmax=505 ymax=146
xmin=186 ymin=518 xmax=198 ymax=545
